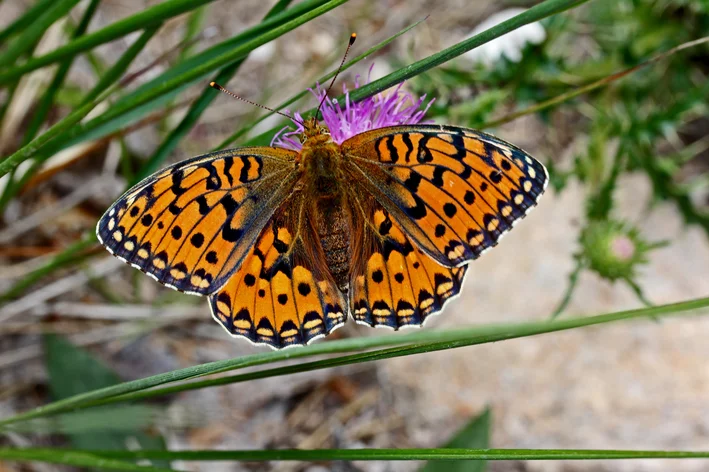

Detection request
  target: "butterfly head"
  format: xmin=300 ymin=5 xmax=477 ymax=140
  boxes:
xmin=300 ymin=116 xmax=331 ymax=143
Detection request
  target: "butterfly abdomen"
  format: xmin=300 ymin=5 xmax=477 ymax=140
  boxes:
xmin=314 ymin=201 xmax=351 ymax=293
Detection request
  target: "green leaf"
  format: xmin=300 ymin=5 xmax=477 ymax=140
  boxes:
xmin=420 ymin=408 xmax=491 ymax=472
xmin=43 ymin=335 xmax=168 ymax=467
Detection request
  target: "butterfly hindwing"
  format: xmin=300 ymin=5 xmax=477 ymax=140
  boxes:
xmin=96 ymin=147 xmax=298 ymax=295
xmin=349 ymin=200 xmax=467 ymax=329
xmin=209 ymin=195 xmax=348 ymax=349
xmin=342 ymin=124 xmax=548 ymax=268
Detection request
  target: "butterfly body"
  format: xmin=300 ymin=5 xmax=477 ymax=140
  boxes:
xmin=98 ymin=121 xmax=548 ymax=349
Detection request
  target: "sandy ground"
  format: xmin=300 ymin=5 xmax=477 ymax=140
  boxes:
xmin=1 ymin=1 xmax=709 ymax=471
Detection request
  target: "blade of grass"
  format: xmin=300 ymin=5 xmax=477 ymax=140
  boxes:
xmin=0 ymin=0 xmax=55 ymax=44
xmin=239 ymin=0 xmax=593 ymax=146
xmin=177 ymin=5 xmax=209 ymax=62
xmin=64 ymin=288 xmax=709 ymax=409
xmin=0 ymin=0 xmax=80 ymax=69
xmin=212 ymin=16 xmax=427 ymax=151
xmin=346 ymin=0 xmax=592 ymax=103
xmin=37 ymin=0 xmax=348 ymax=161
xmin=136 ymin=0 xmax=296 ymax=180
xmin=0 ymin=0 xmax=223 ymax=84
xmin=420 ymin=408 xmax=491 ymax=472
xmin=0 ymin=448 xmax=177 ymax=471
xmin=1 ymin=295 xmax=707 ymax=428
xmin=21 ymin=0 xmax=102 ymax=145
xmin=0 ymin=24 xmax=164 ymax=206
xmin=0 ymin=23 xmax=164 ymax=206
xmin=4 ymin=447 xmax=709 ymax=463
xmin=0 ymin=25 xmax=161 ymax=179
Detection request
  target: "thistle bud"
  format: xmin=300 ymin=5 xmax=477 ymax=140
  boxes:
xmin=580 ymin=220 xmax=656 ymax=282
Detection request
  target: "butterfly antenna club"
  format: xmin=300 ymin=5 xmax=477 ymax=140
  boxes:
xmin=209 ymin=81 xmax=305 ymax=127
xmin=316 ymin=32 xmax=357 ymax=120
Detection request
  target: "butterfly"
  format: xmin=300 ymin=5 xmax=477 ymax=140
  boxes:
xmin=97 ymin=114 xmax=548 ymax=349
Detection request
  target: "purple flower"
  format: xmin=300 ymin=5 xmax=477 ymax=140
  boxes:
xmin=272 ymin=66 xmax=433 ymax=151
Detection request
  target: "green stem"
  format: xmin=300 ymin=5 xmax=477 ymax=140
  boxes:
xmin=37 ymin=0 xmax=348 ymax=160
xmin=1 ymin=295 xmax=707 ymax=428
xmin=551 ymin=256 xmax=585 ymax=319
xmin=0 ymin=448 xmax=176 ymax=471
xmin=480 ymin=35 xmax=709 ymax=129
xmin=3 ymin=447 xmax=709 ymax=463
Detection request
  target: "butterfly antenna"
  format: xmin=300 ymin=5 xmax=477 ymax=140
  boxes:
xmin=209 ymin=82 xmax=305 ymax=127
xmin=316 ymin=32 xmax=357 ymax=120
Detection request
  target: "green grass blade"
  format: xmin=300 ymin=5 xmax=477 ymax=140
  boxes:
xmin=80 ymin=25 xmax=162 ymax=107
xmin=177 ymin=5 xmax=209 ymax=62
xmin=345 ymin=0 xmax=591 ymax=103
xmin=0 ymin=448 xmax=177 ymax=471
xmin=0 ymin=0 xmax=81 ymax=69
xmin=4 ymin=447 xmax=709 ymax=462
xmin=21 ymin=0 xmax=102 ymax=145
xmin=241 ymin=0 xmax=593 ymax=145
xmin=0 ymin=0 xmax=55 ymax=44
xmin=0 ymin=25 xmax=160 ymax=179
xmin=421 ymin=408 xmax=491 ymax=472
xmin=136 ymin=0 xmax=296 ymax=180
xmin=0 ymin=0 xmax=222 ymax=84
xmin=0 ymin=90 xmax=110 ymax=178
xmin=37 ymin=0 xmax=347 ymax=160
xmin=1 ymin=296 xmax=707 ymax=428
xmin=212 ymin=16 xmax=427 ymax=151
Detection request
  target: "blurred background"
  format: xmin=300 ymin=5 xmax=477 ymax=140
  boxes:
xmin=1 ymin=0 xmax=709 ymax=471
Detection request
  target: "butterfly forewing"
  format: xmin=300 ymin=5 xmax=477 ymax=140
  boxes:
xmin=96 ymin=148 xmax=298 ymax=295
xmin=342 ymin=124 xmax=548 ymax=268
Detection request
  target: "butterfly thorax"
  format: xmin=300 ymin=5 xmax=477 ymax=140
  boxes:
xmin=299 ymin=129 xmax=345 ymax=198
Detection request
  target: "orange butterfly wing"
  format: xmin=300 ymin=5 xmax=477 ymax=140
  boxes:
xmin=209 ymin=194 xmax=347 ymax=349
xmin=348 ymin=198 xmax=466 ymax=329
xmin=96 ymin=148 xmax=298 ymax=295
xmin=342 ymin=125 xmax=548 ymax=268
